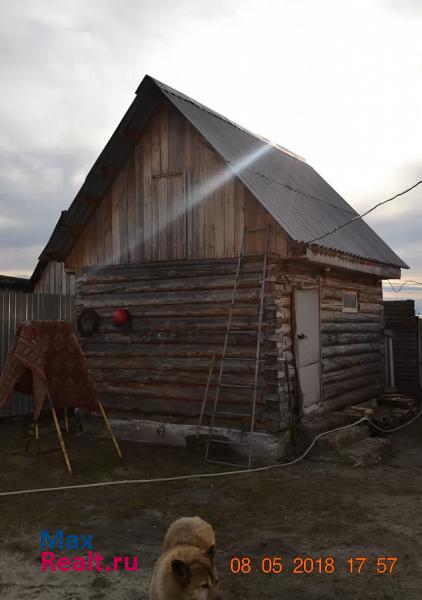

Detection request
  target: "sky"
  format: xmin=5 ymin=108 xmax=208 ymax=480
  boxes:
xmin=0 ymin=0 xmax=421 ymax=311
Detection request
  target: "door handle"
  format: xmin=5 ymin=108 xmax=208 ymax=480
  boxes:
xmin=298 ymin=333 xmax=308 ymax=340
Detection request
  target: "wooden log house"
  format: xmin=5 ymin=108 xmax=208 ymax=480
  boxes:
xmin=29 ymin=75 xmax=407 ymax=436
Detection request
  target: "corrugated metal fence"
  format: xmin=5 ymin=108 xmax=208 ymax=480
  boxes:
xmin=0 ymin=292 xmax=75 ymax=417
xmin=384 ymin=300 xmax=422 ymax=395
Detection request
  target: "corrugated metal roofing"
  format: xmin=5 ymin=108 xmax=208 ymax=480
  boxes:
xmin=30 ymin=75 xmax=407 ymax=286
xmin=153 ymin=77 xmax=407 ymax=268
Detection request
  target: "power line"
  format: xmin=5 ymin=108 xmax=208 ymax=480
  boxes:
xmin=306 ymin=179 xmax=422 ymax=244
xmin=385 ymin=280 xmax=422 ymax=293
xmin=227 ymin=160 xmax=357 ymax=217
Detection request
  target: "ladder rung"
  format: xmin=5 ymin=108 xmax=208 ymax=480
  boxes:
xmin=201 ymin=224 xmax=269 ymax=471
xmin=219 ymin=383 xmax=255 ymax=389
xmin=229 ymin=303 xmax=261 ymax=307
xmin=208 ymin=438 xmax=250 ymax=447
xmin=228 ymin=329 xmax=261 ymax=335
xmin=215 ymin=411 xmax=252 ymax=418
xmin=223 ymin=357 xmax=265 ymax=361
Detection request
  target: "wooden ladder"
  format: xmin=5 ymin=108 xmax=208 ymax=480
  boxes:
xmin=200 ymin=224 xmax=269 ymax=469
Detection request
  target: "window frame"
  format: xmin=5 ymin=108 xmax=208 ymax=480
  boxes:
xmin=342 ymin=290 xmax=358 ymax=313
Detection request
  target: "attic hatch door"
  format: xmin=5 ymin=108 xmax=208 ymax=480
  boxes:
xmin=150 ymin=172 xmax=187 ymax=261
xmin=294 ymin=287 xmax=321 ymax=410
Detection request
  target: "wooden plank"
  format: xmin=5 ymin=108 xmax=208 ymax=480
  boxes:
xmin=323 ymin=384 xmax=381 ymax=411
xmin=143 ymin=130 xmax=153 ymax=261
xmin=322 ymin=322 xmax=382 ymax=334
xmin=322 ymin=332 xmax=381 ymax=346
xmin=95 ymin=194 xmax=104 ymax=265
xmin=155 ymin=176 xmax=168 ymax=261
xmin=191 ymin=129 xmax=204 ymax=258
xmin=90 ymin=213 xmax=98 ymax=265
xmin=127 ymin=151 xmax=136 ymax=263
xmin=84 ymin=343 xmax=257 ymax=359
xmin=204 ymin=153 xmax=215 ymax=258
xmin=244 ymin=190 xmax=266 ymax=254
xmin=168 ymin=106 xmax=184 ymax=173
xmin=103 ymin=191 xmax=113 ymax=265
xmin=111 ymin=175 xmax=120 ymax=264
xmin=166 ymin=175 xmax=176 ymax=260
xmin=151 ymin=162 xmax=160 ymax=262
xmin=224 ymin=178 xmax=235 ymax=258
xmin=214 ymin=172 xmax=225 ymax=259
xmin=151 ymin=112 xmax=161 ymax=176
xmin=82 ymin=226 xmax=90 ymax=267
xmin=185 ymin=168 xmax=194 ymax=259
xmin=322 ymin=342 xmax=382 ymax=359
xmin=174 ymin=173 xmax=186 ymax=259
xmin=134 ymin=139 xmax=145 ymax=262
xmin=78 ymin=287 xmax=261 ymax=308
xmin=276 ymin=225 xmax=288 ymax=257
xmin=79 ymin=273 xmax=262 ymax=295
xmin=160 ymin=102 xmax=169 ymax=174
xmin=90 ymin=367 xmax=258 ymax=387
xmin=322 ymin=361 xmax=381 ymax=384
xmin=78 ymin=257 xmax=266 ymax=282
xmin=119 ymin=164 xmax=129 ymax=264
xmin=62 ymin=263 xmax=68 ymax=295
xmin=234 ymin=177 xmax=245 ymax=255
xmin=323 ymin=353 xmax=381 ymax=373
xmin=184 ymin=120 xmax=193 ymax=259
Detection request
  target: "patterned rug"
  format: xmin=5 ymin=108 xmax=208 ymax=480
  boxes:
xmin=0 ymin=321 xmax=97 ymax=419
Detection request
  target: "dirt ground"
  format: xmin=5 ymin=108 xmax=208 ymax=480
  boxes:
xmin=0 ymin=414 xmax=421 ymax=600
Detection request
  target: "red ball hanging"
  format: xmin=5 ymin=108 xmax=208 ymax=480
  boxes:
xmin=112 ymin=308 xmax=129 ymax=325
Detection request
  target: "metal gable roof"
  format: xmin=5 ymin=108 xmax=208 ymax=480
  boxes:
xmin=153 ymin=77 xmax=407 ymax=269
xmin=30 ymin=75 xmax=407 ymax=287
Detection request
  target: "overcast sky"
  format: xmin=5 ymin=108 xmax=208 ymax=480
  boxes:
xmin=1 ymin=0 xmax=421 ymax=308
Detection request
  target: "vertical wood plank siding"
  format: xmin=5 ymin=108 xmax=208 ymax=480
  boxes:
xmin=34 ymin=261 xmax=76 ymax=296
xmin=0 ymin=292 xmax=75 ymax=417
xmin=34 ymin=98 xmax=289 ymax=293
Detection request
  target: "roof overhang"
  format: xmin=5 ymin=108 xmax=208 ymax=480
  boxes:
xmin=300 ymin=245 xmax=402 ymax=279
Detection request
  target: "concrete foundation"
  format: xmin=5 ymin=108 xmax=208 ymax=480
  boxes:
xmin=102 ymin=418 xmax=290 ymax=465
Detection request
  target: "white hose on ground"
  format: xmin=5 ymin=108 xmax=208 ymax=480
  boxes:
xmin=0 ymin=406 xmax=421 ymax=498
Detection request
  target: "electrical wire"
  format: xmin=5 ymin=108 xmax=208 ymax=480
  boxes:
xmin=306 ymin=179 xmax=422 ymax=244
xmin=1 ymin=406 xmax=421 ymax=498
xmin=228 ymin=161 xmax=357 ymax=217
xmin=2 ymin=177 xmax=421 ymax=496
xmin=386 ymin=280 xmax=422 ymax=293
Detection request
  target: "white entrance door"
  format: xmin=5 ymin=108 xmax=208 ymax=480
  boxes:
xmin=294 ymin=288 xmax=321 ymax=409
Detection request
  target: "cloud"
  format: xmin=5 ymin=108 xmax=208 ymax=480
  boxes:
xmin=0 ymin=244 xmax=44 ymax=276
xmin=382 ymin=0 xmax=422 ymax=18
xmin=0 ymin=147 xmax=93 ymax=251
xmin=0 ymin=0 xmax=421 ymax=306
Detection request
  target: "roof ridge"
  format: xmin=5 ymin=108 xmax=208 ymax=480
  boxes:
xmin=149 ymin=76 xmax=307 ymax=164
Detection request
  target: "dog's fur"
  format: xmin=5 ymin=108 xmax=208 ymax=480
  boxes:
xmin=149 ymin=517 xmax=221 ymax=600
xmin=162 ymin=517 xmax=216 ymax=553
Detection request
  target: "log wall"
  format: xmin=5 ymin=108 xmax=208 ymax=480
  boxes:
xmin=270 ymin=268 xmax=384 ymax=413
xmin=76 ymin=258 xmax=291 ymax=432
xmin=75 ymin=259 xmax=385 ymax=429
xmin=320 ymin=274 xmax=384 ymax=409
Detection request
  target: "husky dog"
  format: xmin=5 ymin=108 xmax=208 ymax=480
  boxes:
xmin=162 ymin=517 xmax=216 ymax=553
xmin=149 ymin=517 xmax=221 ymax=600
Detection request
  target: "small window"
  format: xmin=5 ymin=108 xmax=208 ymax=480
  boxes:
xmin=343 ymin=291 xmax=358 ymax=313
